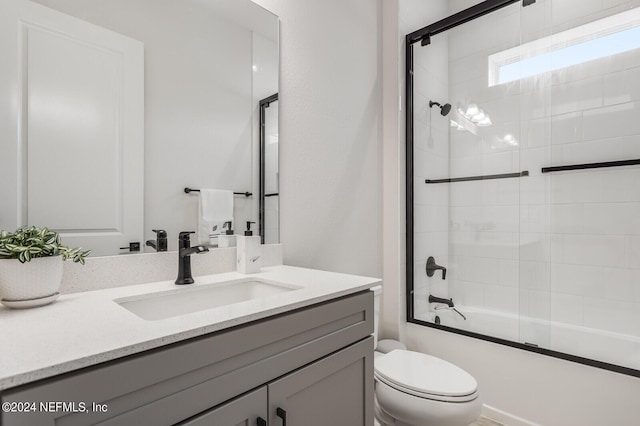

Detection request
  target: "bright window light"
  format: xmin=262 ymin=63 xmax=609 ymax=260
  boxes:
xmin=488 ymin=7 xmax=640 ymax=86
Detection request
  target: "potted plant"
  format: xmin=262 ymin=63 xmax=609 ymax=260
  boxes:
xmin=0 ymin=226 xmax=90 ymax=307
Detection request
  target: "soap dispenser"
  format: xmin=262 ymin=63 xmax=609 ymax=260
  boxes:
xmin=236 ymin=221 xmax=261 ymax=274
xmin=218 ymin=221 xmax=236 ymax=248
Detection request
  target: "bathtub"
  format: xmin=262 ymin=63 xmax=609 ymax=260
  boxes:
xmin=420 ymin=306 xmax=640 ymax=371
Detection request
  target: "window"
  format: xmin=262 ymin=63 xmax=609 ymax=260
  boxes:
xmin=488 ymin=7 xmax=640 ymax=86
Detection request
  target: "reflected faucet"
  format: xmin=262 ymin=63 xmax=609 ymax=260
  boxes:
xmin=146 ymin=229 xmax=168 ymax=252
xmin=428 ymin=294 xmax=466 ymax=321
xmin=175 ymin=231 xmax=209 ymax=285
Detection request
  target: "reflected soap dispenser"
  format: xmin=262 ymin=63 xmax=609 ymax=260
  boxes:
xmin=236 ymin=221 xmax=261 ymax=274
xmin=218 ymin=221 xmax=236 ymax=248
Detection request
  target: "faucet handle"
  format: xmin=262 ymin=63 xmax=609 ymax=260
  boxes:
xmin=426 ymin=256 xmax=447 ymax=280
xmin=152 ymin=229 xmax=168 ymax=238
xmin=178 ymin=231 xmax=195 ymax=248
xmin=151 ymin=229 xmax=168 ymax=251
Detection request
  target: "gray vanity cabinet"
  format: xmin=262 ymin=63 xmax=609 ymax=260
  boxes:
xmin=268 ymin=337 xmax=373 ymax=426
xmin=1 ymin=291 xmax=373 ymax=426
xmin=184 ymin=337 xmax=372 ymax=426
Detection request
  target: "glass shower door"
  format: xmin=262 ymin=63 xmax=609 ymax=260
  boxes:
xmin=543 ymin=1 xmax=640 ymax=370
xmin=409 ymin=0 xmax=640 ymax=374
xmin=412 ymin=1 xmax=539 ymax=344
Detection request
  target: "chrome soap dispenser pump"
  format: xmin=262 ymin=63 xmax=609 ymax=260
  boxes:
xmin=236 ymin=221 xmax=261 ymax=274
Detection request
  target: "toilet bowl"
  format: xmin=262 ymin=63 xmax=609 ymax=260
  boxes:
xmin=371 ymin=287 xmax=481 ymax=426
xmin=374 ymin=348 xmax=482 ymax=426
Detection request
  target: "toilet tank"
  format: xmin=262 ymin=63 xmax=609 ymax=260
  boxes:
xmin=370 ymin=285 xmax=382 ymax=349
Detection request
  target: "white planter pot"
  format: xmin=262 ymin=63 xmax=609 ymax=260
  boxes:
xmin=0 ymin=256 xmax=63 ymax=305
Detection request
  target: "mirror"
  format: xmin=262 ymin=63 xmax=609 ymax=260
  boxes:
xmin=0 ymin=0 xmax=279 ymax=255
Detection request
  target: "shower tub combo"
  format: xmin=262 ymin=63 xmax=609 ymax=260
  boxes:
xmin=406 ymin=0 xmax=640 ymax=377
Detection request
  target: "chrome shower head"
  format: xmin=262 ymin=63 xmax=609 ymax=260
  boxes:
xmin=429 ymin=100 xmax=452 ymax=117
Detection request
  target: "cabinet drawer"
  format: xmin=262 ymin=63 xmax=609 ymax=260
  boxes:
xmin=1 ymin=291 xmax=373 ymax=425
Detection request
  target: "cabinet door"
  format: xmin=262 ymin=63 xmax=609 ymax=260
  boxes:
xmin=0 ymin=0 xmax=144 ymax=255
xmin=179 ymin=387 xmax=267 ymax=426
xmin=268 ymin=337 xmax=373 ymax=426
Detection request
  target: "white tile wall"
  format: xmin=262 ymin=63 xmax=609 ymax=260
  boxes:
xmin=483 ymin=284 xmax=519 ymax=313
xmin=520 ymin=204 xmax=550 ymax=233
xmin=604 ymin=67 xmax=640 ymax=106
xmin=552 ymin=137 xmax=640 ymax=165
xmin=583 ymin=101 xmax=640 ymax=140
xmin=563 ymin=234 xmax=626 ymax=267
xmin=550 ymin=112 xmax=583 ymax=145
xmin=523 ymin=116 xmax=551 ymax=148
xmin=519 ymin=260 xmax=550 ymax=291
xmin=551 ymin=0 xmax=610 ymax=28
xmin=550 ymin=263 xmax=601 ymax=296
xmin=521 ymin=290 xmax=551 ymax=319
xmin=626 ymin=236 xmax=640 ymax=268
xmin=550 ymin=292 xmax=584 ymax=326
xmin=450 ymin=280 xmax=484 ymax=306
xmin=498 ymin=259 xmax=519 ymax=287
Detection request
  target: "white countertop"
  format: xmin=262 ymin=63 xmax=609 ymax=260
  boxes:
xmin=0 ymin=265 xmax=380 ymax=391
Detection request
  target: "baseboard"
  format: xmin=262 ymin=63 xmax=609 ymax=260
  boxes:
xmin=482 ymin=404 xmax=540 ymax=426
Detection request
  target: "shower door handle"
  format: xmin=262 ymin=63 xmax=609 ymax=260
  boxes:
xmin=426 ymin=256 xmax=447 ymax=279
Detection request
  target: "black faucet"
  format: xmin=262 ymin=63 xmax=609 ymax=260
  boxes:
xmin=146 ymin=229 xmax=168 ymax=252
xmin=426 ymin=256 xmax=447 ymax=279
xmin=428 ymin=294 xmax=454 ymax=307
xmin=175 ymin=232 xmax=209 ymax=285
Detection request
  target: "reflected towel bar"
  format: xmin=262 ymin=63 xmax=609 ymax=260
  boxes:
xmin=541 ymin=159 xmax=640 ymax=173
xmin=425 ymin=170 xmax=529 ymax=184
xmin=184 ymin=187 xmax=252 ymax=197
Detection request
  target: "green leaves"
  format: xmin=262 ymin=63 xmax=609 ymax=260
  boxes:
xmin=60 ymin=246 xmax=91 ymax=265
xmin=0 ymin=226 xmax=90 ymax=264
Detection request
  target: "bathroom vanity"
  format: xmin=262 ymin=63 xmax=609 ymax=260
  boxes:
xmin=0 ymin=266 xmax=378 ymax=425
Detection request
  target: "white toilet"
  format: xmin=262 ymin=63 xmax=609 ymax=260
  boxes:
xmin=371 ymin=286 xmax=482 ymax=426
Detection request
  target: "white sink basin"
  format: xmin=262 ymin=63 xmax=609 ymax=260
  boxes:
xmin=115 ymin=278 xmax=302 ymax=321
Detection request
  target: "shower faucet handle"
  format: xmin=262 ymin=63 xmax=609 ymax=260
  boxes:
xmin=426 ymin=256 xmax=447 ymax=279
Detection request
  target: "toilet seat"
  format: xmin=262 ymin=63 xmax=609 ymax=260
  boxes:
xmin=374 ymin=350 xmax=478 ymax=403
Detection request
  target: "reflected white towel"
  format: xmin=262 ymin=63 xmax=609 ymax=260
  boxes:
xmin=198 ymin=189 xmax=234 ymax=245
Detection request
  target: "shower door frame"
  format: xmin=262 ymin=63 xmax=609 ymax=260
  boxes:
xmin=404 ymin=0 xmax=640 ymax=378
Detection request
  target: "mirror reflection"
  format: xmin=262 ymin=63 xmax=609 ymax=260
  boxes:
xmin=0 ymin=0 xmax=279 ymax=255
